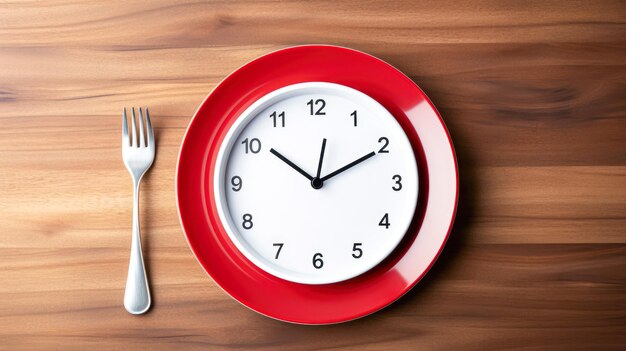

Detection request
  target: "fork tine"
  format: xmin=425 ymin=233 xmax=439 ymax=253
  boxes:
xmin=145 ymin=107 xmax=154 ymax=148
xmin=138 ymin=107 xmax=145 ymax=147
xmin=122 ymin=108 xmax=129 ymax=146
xmin=130 ymin=107 xmax=138 ymax=147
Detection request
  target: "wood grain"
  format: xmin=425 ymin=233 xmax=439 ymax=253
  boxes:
xmin=0 ymin=1 xmax=625 ymax=350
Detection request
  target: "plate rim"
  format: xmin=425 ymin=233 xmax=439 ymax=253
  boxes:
xmin=175 ymin=44 xmax=459 ymax=324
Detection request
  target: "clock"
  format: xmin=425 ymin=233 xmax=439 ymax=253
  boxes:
xmin=214 ymin=82 xmax=419 ymax=284
xmin=177 ymin=45 xmax=458 ymax=324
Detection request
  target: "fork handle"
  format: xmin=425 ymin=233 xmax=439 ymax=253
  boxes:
xmin=124 ymin=181 xmax=151 ymax=314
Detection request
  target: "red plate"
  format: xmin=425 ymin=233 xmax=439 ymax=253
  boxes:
xmin=176 ymin=45 xmax=458 ymax=324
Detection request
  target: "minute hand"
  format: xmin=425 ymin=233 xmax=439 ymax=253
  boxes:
xmin=320 ymin=151 xmax=376 ymax=182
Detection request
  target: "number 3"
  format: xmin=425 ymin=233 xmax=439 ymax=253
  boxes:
xmin=392 ymin=174 xmax=402 ymax=191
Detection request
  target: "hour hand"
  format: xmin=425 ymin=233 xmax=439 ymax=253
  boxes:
xmin=270 ymin=148 xmax=313 ymax=181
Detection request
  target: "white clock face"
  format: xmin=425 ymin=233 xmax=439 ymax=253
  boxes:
xmin=215 ymin=82 xmax=418 ymax=285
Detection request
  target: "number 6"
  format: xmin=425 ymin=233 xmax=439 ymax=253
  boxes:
xmin=312 ymin=253 xmax=324 ymax=269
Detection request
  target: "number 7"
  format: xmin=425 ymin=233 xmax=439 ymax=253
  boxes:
xmin=273 ymin=243 xmax=284 ymax=259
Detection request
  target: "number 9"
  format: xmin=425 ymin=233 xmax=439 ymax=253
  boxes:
xmin=231 ymin=176 xmax=242 ymax=191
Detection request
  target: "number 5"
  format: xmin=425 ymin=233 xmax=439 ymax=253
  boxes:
xmin=352 ymin=243 xmax=363 ymax=258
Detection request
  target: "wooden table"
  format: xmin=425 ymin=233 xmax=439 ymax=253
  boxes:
xmin=1 ymin=1 xmax=624 ymax=350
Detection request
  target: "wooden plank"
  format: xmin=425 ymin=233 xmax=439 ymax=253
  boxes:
xmin=0 ymin=0 xmax=624 ymax=349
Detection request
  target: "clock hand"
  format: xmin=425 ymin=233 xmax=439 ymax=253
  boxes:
xmin=309 ymin=138 xmax=328 ymax=189
xmin=315 ymin=138 xmax=327 ymax=179
xmin=320 ymin=151 xmax=376 ymax=182
xmin=269 ymin=148 xmax=314 ymax=181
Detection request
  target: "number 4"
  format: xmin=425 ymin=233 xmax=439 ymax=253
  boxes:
xmin=379 ymin=213 xmax=390 ymax=229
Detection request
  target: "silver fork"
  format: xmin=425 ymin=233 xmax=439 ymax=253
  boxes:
xmin=122 ymin=107 xmax=154 ymax=315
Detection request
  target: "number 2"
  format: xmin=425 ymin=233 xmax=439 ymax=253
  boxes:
xmin=378 ymin=137 xmax=389 ymax=153
xmin=307 ymin=99 xmax=326 ymax=115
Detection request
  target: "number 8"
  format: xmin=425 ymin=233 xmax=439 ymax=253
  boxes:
xmin=242 ymin=213 xmax=253 ymax=229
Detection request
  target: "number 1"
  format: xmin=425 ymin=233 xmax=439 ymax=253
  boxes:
xmin=307 ymin=99 xmax=326 ymax=115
